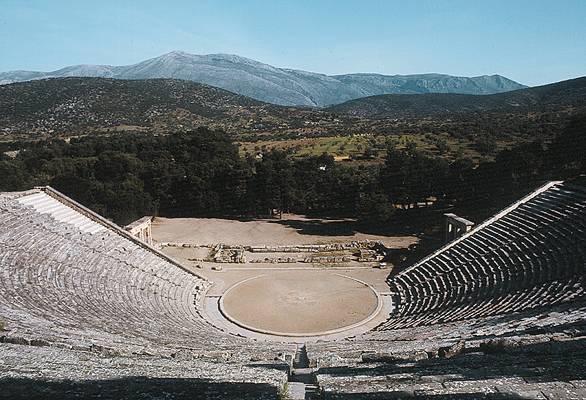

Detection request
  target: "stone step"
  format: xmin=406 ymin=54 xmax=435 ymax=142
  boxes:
xmin=286 ymin=382 xmax=306 ymax=400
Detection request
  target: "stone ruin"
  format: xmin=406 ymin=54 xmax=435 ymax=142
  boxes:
xmin=159 ymin=240 xmax=388 ymax=265
xmin=302 ymin=255 xmax=352 ymax=263
xmin=357 ymin=248 xmax=383 ymax=262
xmin=249 ymin=256 xmax=298 ymax=264
xmin=124 ymin=216 xmax=153 ymax=246
xmin=208 ymin=244 xmax=245 ymax=263
xmin=247 ymin=241 xmax=382 ymax=253
xmin=444 ymin=212 xmax=475 ymax=242
xmin=245 ymin=241 xmax=387 ymax=265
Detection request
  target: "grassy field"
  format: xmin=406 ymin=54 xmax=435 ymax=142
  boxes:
xmin=238 ymin=133 xmax=523 ymax=164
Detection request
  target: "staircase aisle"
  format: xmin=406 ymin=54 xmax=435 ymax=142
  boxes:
xmin=287 ymin=344 xmax=321 ymax=399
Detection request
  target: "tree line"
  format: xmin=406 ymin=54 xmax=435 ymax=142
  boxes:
xmin=0 ymin=114 xmax=584 ymax=227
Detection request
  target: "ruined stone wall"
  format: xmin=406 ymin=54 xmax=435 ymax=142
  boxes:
xmin=125 ymin=216 xmax=153 ymax=246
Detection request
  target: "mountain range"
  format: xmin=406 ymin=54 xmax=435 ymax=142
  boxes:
xmin=328 ymin=76 xmax=586 ymax=118
xmin=1 ymin=76 xmax=583 ymax=142
xmin=0 ymin=51 xmax=526 ymax=107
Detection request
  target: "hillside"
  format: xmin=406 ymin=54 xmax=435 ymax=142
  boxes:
xmin=0 ymin=77 xmax=345 ymax=140
xmin=1 ymin=76 xmax=583 ymax=146
xmin=0 ymin=51 xmax=526 ymax=106
xmin=333 ymin=73 xmax=524 ymax=96
xmin=327 ymin=77 xmax=586 ymax=118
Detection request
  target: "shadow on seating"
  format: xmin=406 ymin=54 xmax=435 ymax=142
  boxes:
xmin=323 ymin=391 xmax=534 ymax=399
xmin=324 ymin=391 xmax=536 ymax=399
xmin=318 ymin=337 xmax=586 ymax=383
xmin=0 ymin=377 xmax=279 ymax=400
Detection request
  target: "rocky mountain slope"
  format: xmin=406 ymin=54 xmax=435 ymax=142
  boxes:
xmin=0 ymin=77 xmax=342 ymax=139
xmin=1 ymin=76 xmax=583 ymax=145
xmin=0 ymin=51 xmax=526 ymax=106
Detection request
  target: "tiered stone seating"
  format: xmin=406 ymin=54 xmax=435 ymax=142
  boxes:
xmin=315 ymin=335 xmax=586 ymax=399
xmin=381 ymin=181 xmax=586 ymax=329
xmin=2 ymin=182 xmax=586 ymax=398
xmin=308 ymin=301 xmax=586 ymax=399
xmin=0 ymin=188 xmax=293 ymax=365
xmin=0 ymin=343 xmax=285 ymax=400
xmin=307 ymin=180 xmax=586 ymax=398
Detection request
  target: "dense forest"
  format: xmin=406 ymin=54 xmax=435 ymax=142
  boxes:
xmin=0 ymin=114 xmax=584 ymax=227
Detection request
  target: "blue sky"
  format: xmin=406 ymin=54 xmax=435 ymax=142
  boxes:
xmin=0 ymin=0 xmax=584 ymax=86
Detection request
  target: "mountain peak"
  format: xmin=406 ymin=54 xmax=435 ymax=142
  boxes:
xmin=157 ymin=50 xmax=194 ymax=60
xmin=0 ymin=52 xmax=528 ymax=106
xmin=167 ymin=50 xmax=190 ymax=56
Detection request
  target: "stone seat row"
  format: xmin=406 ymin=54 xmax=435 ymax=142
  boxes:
xmin=380 ymin=276 xmax=584 ymax=330
xmin=393 ymin=237 xmax=584 ymax=312
xmin=385 ymin=182 xmax=586 ymax=328
xmin=0 ymin=193 xmax=289 ymax=360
